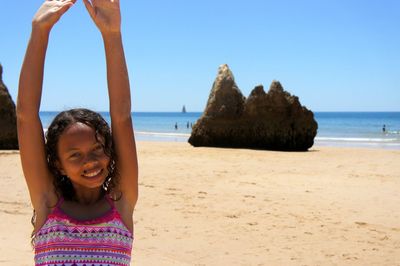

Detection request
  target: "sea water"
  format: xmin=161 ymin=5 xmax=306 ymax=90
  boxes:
xmin=39 ymin=111 xmax=400 ymax=149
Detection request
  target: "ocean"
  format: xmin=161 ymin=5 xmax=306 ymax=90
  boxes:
xmin=40 ymin=112 xmax=400 ymax=149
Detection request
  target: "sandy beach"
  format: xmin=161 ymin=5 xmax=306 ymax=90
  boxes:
xmin=0 ymin=142 xmax=399 ymax=265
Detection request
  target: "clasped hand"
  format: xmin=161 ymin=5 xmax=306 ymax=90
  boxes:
xmin=32 ymin=0 xmax=121 ymax=35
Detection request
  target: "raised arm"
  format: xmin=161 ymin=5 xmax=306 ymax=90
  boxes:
xmin=17 ymin=0 xmax=76 ymax=209
xmin=83 ymin=0 xmax=138 ymax=208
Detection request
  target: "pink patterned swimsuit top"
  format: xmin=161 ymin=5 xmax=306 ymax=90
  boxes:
xmin=34 ymin=196 xmax=133 ymax=266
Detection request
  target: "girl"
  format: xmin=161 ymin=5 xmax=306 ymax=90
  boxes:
xmin=17 ymin=0 xmax=138 ymax=265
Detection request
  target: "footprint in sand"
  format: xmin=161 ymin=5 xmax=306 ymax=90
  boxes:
xmin=355 ymin=221 xmax=368 ymax=226
xmin=342 ymin=253 xmax=359 ymax=260
xmin=167 ymin=187 xmax=180 ymax=191
xmin=379 ymin=235 xmax=389 ymax=241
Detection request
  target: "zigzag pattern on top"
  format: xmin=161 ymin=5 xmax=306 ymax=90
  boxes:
xmin=34 ymin=196 xmax=133 ymax=266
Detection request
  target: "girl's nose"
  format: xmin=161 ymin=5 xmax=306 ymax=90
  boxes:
xmin=83 ymin=154 xmax=98 ymax=168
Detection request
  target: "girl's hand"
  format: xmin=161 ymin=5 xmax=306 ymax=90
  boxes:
xmin=32 ymin=0 xmax=77 ymax=33
xmin=83 ymin=0 xmax=121 ymax=35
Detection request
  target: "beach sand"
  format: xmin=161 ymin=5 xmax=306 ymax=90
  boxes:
xmin=0 ymin=142 xmax=399 ymax=265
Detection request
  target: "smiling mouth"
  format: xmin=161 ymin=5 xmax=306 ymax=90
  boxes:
xmin=82 ymin=168 xmax=103 ymax=178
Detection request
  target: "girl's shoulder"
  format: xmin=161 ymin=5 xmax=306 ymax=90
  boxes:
xmin=32 ymin=193 xmax=60 ymax=234
xmin=112 ymin=194 xmax=134 ymax=233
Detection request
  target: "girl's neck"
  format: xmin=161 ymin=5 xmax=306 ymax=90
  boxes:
xmin=73 ymin=188 xmax=104 ymax=205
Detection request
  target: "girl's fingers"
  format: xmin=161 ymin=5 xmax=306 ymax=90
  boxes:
xmin=57 ymin=2 xmax=75 ymax=16
xmin=83 ymin=0 xmax=96 ymax=20
xmin=55 ymin=0 xmax=76 ymax=15
xmin=90 ymin=0 xmax=99 ymax=7
xmin=83 ymin=0 xmax=121 ymax=33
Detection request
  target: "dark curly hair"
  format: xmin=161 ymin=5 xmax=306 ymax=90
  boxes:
xmin=45 ymin=108 xmax=120 ymax=200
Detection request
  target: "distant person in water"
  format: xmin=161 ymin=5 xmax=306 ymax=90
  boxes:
xmin=175 ymin=122 xmax=178 ymax=130
xmin=382 ymin=124 xmax=386 ymax=133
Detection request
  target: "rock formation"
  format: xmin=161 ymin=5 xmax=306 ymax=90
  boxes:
xmin=0 ymin=64 xmax=19 ymax=149
xmin=188 ymin=64 xmax=318 ymax=151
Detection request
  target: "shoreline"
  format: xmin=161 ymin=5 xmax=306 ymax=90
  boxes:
xmin=134 ymin=133 xmax=400 ymax=150
xmin=1 ymin=143 xmax=399 ymax=265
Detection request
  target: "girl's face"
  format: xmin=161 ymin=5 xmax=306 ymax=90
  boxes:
xmin=56 ymin=122 xmax=110 ymax=191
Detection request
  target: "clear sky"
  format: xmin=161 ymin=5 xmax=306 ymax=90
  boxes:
xmin=1 ymin=0 xmax=399 ymax=112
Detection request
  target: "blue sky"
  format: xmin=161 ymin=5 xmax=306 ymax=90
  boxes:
xmin=1 ymin=0 xmax=399 ymax=112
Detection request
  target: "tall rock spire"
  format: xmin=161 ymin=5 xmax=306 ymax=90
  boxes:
xmin=203 ymin=64 xmax=245 ymax=119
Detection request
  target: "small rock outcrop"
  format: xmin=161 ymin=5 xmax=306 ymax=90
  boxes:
xmin=188 ymin=64 xmax=317 ymax=151
xmin=0 ymin=64 xmax=19 ymax=149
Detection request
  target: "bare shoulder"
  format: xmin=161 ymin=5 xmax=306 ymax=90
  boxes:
xmin=32 ymin=192 xmax=59 ymax=234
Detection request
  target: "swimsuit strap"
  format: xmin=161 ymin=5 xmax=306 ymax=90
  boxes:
xmin=104 ymin=194 xmax=116 ymax=208
xmin=55 ymin=196 xmax=64 ymax=209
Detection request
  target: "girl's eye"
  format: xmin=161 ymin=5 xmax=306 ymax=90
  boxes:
xmin=93 ymin=145 xmax=104 ymax=153
xmin=69 ymin=152 xmax=81 ymax=159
